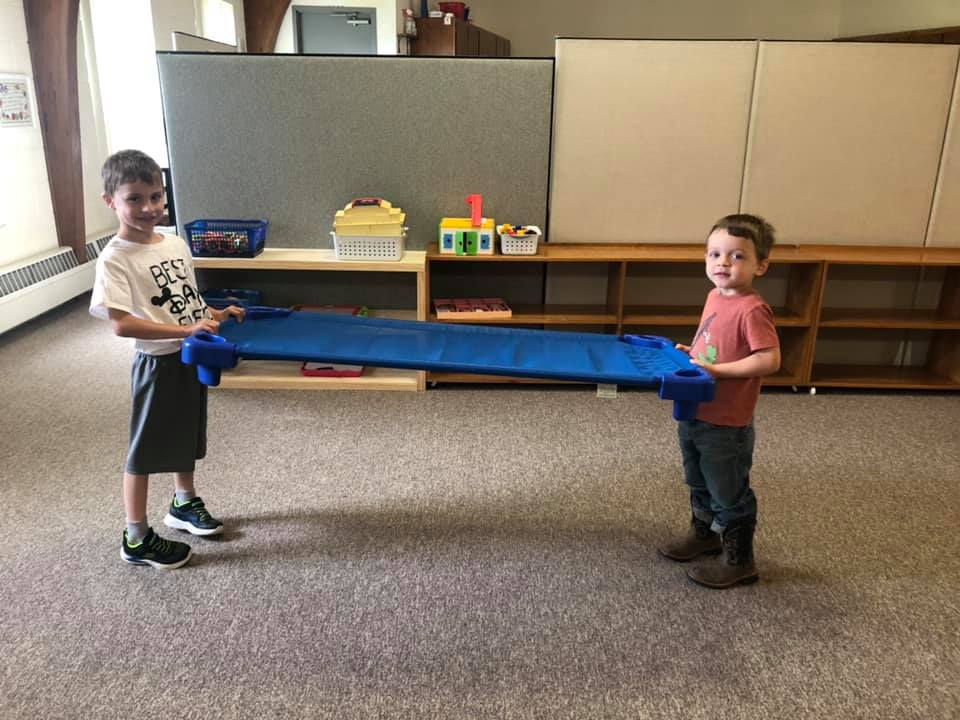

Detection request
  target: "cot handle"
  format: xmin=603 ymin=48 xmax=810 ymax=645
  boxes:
xmin=181 ymin=332 xmax=239 ymax=386
xmin=621 ymin=334 xmax=715 ymax=420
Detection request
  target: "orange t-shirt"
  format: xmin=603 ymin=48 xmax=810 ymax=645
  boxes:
xmin=688 ymin=289 xmax=779 ymax=427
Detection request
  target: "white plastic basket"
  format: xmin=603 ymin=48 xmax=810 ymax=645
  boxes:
xmin=331 ymin=232 xmax=405 ymax=261
xmin=498 ymin=225 xmax=541 ymax=255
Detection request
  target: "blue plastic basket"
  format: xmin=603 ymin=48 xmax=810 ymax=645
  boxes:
xmin=185 ymin=219 xmax=268 ymax=258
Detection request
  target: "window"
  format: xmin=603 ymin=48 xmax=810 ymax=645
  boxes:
xmin=87 ymin=0 xmax=167 ymax=165
xmin=201 ymin=0 xmax=238 ymax=47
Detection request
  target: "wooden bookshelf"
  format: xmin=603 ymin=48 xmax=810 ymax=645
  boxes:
xmin=191 ymin=244 xmax=960 ymax=392
xmin=809 ymin=248 xmax=960 ymax=388
xmin=426 ymin=243 xmax=960 ymax=391
xmin=194 ymin=249 xmax=427 ymax=391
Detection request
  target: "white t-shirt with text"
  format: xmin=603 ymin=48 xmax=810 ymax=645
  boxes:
xmin=90 ymin=234 xmax=208 ymax=355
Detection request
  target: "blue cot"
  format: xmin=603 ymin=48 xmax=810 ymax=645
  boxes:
xmin=181 ymin=307 xmax=714 ymax=420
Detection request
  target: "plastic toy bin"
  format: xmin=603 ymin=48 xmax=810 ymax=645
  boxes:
xmin=185 ymin=219 xmax=268 ymax=258
xmin=331 ymin=231 xmax=406 ymax=261
xmin=497 ymin=225 xmax=541 ymax=255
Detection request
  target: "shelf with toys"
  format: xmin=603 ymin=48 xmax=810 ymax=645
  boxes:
xmin=190 ymin=199 xmax=426 ymax=391
xmin=188 ymin=196 xmax=960 ymax=392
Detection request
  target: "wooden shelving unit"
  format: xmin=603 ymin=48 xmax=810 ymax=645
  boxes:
xmin=412 ymin=17 xmax=510 ymax=57
xmin=190 ymin=244 xmax=960 ymax=392
xmin=194 ymin=249 xmax=427 ymax=392
xmin=426 ymin=243 xmax=960 ymax=391
xmin=809 ymin=246 xmax=960 ymax=389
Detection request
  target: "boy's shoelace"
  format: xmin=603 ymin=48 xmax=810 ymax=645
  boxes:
xmin=147 ymin=533 xmax=178 ymax=554
xmin=190 ymin=501 xmax=212 ymax=522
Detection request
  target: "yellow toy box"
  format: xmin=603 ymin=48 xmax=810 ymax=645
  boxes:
xmin=332 ymin=198 xmax=407 ymax=261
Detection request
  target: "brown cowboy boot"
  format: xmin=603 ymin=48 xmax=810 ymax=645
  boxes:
xmin=686 ymin=520 xmax=759 ymax=588
xmin=656 ymin=515 xmax=722 ymax=562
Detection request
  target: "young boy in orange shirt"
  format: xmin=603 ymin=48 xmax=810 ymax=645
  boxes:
xmin=658 ymin=214 xmax=781 ymax=588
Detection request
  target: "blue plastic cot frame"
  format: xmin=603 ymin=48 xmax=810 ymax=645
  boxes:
xmin=181 ymin=307 xmax=715 ymax=420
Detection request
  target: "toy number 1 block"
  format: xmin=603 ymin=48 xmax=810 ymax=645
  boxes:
xmin=466 ymin=194 xmax=483 ymax=226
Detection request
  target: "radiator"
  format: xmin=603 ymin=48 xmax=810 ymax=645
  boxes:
xmin=0 ymin=236 xmax=113 ymax=335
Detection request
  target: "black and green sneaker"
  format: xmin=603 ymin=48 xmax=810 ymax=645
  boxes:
xmin=163 ymin=496 xmax=224 ymax=536
xmin=121 ymin=528 xmax=192 ymax=570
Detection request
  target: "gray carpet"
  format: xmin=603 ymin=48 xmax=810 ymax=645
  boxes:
xmin=1 ymin=296 xmax=958 ymax=719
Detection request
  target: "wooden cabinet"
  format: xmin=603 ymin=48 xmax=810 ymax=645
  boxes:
xmin=425 ymin=243 xmax=960 ymax=391
xmin=412 ymin=18 xmax=510 ymax=57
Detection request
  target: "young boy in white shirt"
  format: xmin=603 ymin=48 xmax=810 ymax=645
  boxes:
xmin=90 ymin=149 xmax=244 ymax=569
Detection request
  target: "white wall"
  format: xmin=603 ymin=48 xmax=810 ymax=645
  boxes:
xmin=276 ymin=0 xmax=400 ymax=54
xmin=464 ymin=0 xmax=844 ymax=57
xmin=0 ymin=0 xmax=60 ymax=267
xmin=838 ymin=0 xmax=960 ymax=37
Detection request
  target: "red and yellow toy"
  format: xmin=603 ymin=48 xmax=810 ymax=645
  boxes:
xmin=439 ymin=194 xmax=495 ymax=255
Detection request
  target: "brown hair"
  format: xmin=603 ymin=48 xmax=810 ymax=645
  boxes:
xmin=709 ymin=214 xmax=776 ymax=261
xmin=101 ymin=149 xmax=162 ymax=196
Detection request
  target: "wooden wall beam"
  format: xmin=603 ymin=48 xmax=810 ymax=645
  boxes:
xmin=23 ymin=0 xmax=85 ymax=262
xmin=838 ymin=25 xmax=960 ymax=43
xmin=244 ymin=0 xmax=291 ymax=53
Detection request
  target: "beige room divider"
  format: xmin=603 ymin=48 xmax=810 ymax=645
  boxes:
xmin=927 ymin=54 xmax=960 ymax=248
xmin=549 ymin=39 xmax=960 ymax=248
xmin=549 ymin=39 xmax=758 ymax=244
xmin=741 ymin=42 xmax=958 ymax=247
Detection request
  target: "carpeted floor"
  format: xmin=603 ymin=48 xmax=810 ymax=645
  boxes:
xmin=1 ymin=296 xmax=958 ymax=719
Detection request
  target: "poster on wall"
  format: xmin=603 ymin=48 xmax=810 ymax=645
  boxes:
xmin=0 ymin=74 xmax=34 ymax=127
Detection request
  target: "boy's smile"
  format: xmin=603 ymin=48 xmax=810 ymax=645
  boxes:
xmin=103 ymin=179 xmax=165 ymax=242
xmin=704 ymin=228 xmax=769 ymax=296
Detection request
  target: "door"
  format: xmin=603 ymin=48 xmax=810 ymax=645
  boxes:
xmin=294 ymin=6 xmax=377 ymax=54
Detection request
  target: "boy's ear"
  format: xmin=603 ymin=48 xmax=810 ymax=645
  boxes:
xmin=755 ymin=258 xmax=770 ymax=277
xmin=102 ymin=191 xmax=115 ymax=209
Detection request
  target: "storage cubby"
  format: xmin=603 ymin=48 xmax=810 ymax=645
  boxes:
xmin=622 ymin=262 xmax=709 ymax=327
xmin=621 ymin=255 xmax=822 ymax=329
xmin=425 ymin=245 xmax=627 ymax=330
xmin=771 ymin=327 xmax=814 ymax=386
xmin=811 ymin=250 xmax=960 ymax=389
xmin=812 ymin=328 xmax=959 ymax=388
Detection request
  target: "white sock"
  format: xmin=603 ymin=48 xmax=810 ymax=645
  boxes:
xmin=126 ymin=520 xmax=149 ymax=545
xmin=175 ymin=490 xmax=196 ymax=504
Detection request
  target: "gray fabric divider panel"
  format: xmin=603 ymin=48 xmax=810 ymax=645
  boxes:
xmin=157 ymin=53 xmax=553 ymax=252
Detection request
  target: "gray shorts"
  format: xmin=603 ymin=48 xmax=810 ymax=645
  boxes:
xmin=126 ymin=351 xmax=207 ymax=475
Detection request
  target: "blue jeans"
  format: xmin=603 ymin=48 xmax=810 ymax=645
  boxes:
xmin=677 ymin=420 xmax=757 ymax=532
